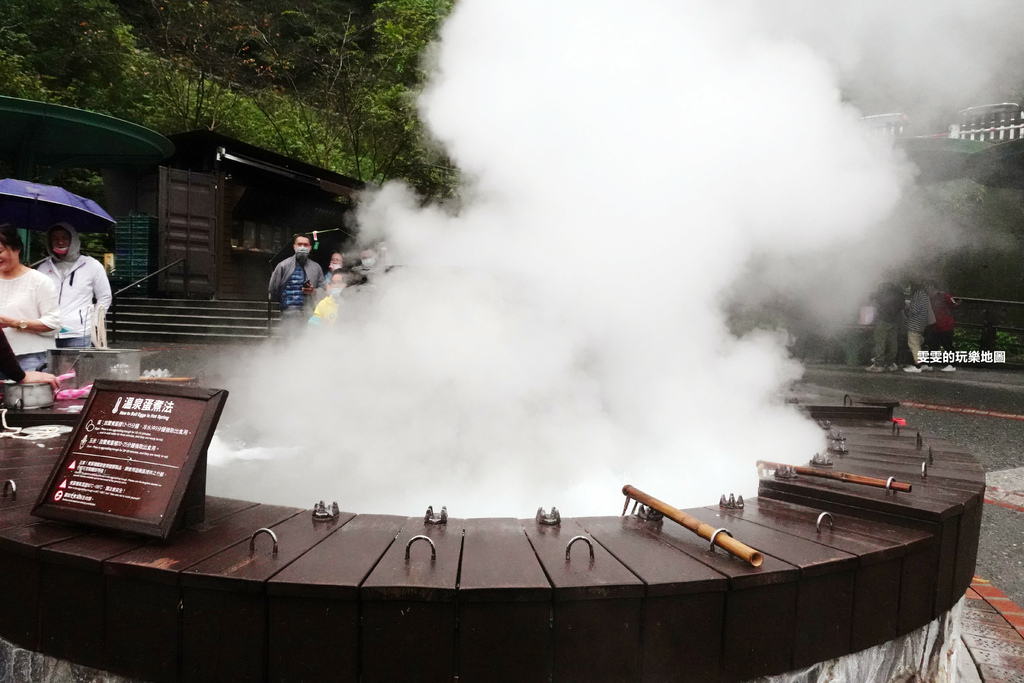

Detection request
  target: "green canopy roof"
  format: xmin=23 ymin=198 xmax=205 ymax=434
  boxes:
xmin=961 ymin=138 xmax=1024 ymax=188
xmin=0 ymin=96 xmax=173 ymax=181
xmin=895 ymin=137 xmax=992 ymax=184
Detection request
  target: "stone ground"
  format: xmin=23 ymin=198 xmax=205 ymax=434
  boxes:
xmin=963 ymin=578 xmax=1024 ymax=683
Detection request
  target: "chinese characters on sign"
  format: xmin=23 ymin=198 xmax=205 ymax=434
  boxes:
xmin=34 ymin=382 xmax=227 ymax=538
xmin=916 ymin=351 xmax=1006 ymax=364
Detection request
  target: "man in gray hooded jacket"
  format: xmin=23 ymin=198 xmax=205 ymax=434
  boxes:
xmin=268 ymin=234 xmax=325 ymax=324
xmin=37 ymin=222 xmax=112 ymax=348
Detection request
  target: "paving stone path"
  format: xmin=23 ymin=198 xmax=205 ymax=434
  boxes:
xmin=964 ymin=577 xmax=1024 ymax=682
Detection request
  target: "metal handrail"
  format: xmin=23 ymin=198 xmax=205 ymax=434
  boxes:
xmin=112 ymin=258 xmax=185 ymax=299
xmin=107 ymin=258 xmax=185 ymax=342
xmin=955 ymin=296 xmax=1024 ymax=307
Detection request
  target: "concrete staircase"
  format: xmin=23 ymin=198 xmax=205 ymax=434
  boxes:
xmin=107 ymin=298 xmax=280 ymax=344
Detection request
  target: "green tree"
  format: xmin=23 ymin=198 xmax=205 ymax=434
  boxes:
xmin=0 ymin=0 xmax=458 ymax=196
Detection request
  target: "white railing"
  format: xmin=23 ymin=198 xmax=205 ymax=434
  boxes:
xmin=948 ymin=104 xmax=1024 ymax=141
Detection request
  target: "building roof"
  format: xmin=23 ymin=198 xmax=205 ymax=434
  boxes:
xmin=0 ymin=96 xmax=174 ymax=181
xmin=166 ymin=130 xmax=365 ymax=198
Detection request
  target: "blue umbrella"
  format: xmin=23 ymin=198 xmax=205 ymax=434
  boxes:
xmin=0 ymin=178 xmax=114 ymax=233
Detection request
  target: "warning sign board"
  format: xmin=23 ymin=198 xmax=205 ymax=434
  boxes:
xmin=33 ymin=380 xmax=228 ymax=539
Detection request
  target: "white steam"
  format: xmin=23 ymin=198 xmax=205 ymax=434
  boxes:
xmin=756 ymin=0 xmax=1024 ymax=121
xmin=208 ymin=0 xmax=918 ymax=516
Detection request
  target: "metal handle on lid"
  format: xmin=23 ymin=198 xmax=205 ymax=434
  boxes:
xmin=816 ymin=512 xmax=834 ymax=534
xmin=406 ymin=535 xmax=436 ymax=561
xmin=843 ymin=394 xmax=853 ymax=406
xmin=921 ymin=462 xmax=928 ymax=479
xmin=885 ymin=477 xmax=895 ymax=493
xmin=1 ymin=479 xmax=15 ymax=499
xmin=249 ymin=527 xmax=279 ymax=555
xmin=565 ymin=535 xmax=594 ymax=561
xmin=709 ymin=528 xmax=733 ymax=553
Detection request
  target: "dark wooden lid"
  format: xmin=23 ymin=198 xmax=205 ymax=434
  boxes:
xmin=577 ymin=516 xmax=728 ymax=597
xmin=39 ymin=497 xmax=255 ymax=572
xmin=180 ymin=509 xmax=352 ymax=592
xmin=682 ymin=507 xmax=857 ymax=578
xmin=0 ymin=521 xmax=84 ymax=558
xmin=458 ymin=518 xmax=550 ymax=603
xmin=629 ymin=514 xmax=800 ymax=589
xmin=522 ymin=519 xmax=644 ymax=602
xmin=267 ymin=513 xmax=407 ymax=600
xmin=758 ymin=474 xmax=958 ymax=522
xmin=708 ymin=498 xmax=905 ymax=566
xmin=360 ymin=517 xmax=464 ymax=603
xmin=104 ymin=503 xmax=302 ymax=584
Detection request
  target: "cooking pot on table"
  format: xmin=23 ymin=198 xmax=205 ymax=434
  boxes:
xmin=3 ymin=382 xmax=54 ymax=410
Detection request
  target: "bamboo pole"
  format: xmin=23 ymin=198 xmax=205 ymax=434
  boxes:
xmin=756 ymin=460 xmax=913 ymax=493
xmin=621 ymin=485 xmax=764 ymax=567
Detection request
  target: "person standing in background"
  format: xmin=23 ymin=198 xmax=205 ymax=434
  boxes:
xmin=0 ymin=226 xmax=61 ymax=374
xmin=268 ymin=234 xmax=325 ymax=326
xmin=327 ymin=252 xmax=344 ymax=276
xmin=926 ymin=283 xmax=959 ymax=372
xmin=37 ymin=222 xmax=112 ymax=348
xmin=308 ymin=270 xmax=353 ymax=326
xmin=903 ymin=281 xmax=935 ymax=373
xmin=867 ymin=281 xmax=904 ymax=372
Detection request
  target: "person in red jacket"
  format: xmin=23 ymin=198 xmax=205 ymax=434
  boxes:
xmin=926 ymin=283 xmax=960 ymax=372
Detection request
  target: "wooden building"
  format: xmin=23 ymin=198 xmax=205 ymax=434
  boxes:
xmin=104 ymin=130 xmax=363 ymax=300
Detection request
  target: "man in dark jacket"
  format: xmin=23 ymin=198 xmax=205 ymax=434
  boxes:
xmin=268 ymin=234 xmax=325 ymax=325
xmin=867 ymin=282 xmax=904 ymax=372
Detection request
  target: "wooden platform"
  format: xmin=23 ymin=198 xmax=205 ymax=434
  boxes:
xmin=0 ymin=406 xmax=984 ymax=682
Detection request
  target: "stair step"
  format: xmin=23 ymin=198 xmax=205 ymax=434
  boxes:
xmin=115 ymin=298 xmax=279 ymax=311
xmin=112 ymin=330 xmax=269 ymax=342
xmin=109 ymin=310 xmax=279 ymax=322
xmin=109 ymin=321 xmax=272 ymax=334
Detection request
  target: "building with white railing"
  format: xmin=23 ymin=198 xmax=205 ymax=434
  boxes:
xmin=948 ymin=103 xmax=1024 ymax=142
xmin=860 ymin=112 xmax=910 ymax=136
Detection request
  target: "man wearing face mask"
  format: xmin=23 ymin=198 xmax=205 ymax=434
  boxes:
xmin=268 ymin=234 xmax=325 ymax=325
xmin=37 ymin=222 xmax=112 ymax=348
xmin=354 ymin=249 xmax=378 ymax=276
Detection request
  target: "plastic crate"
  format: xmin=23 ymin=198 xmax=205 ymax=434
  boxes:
xmin=113 ymin=213 xmax=157 ymax=276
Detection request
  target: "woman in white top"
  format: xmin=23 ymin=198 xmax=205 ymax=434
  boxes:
xmin=0 ymin=226 xmax=61 ymax=376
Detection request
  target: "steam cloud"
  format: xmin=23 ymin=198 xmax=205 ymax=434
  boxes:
xmin=207 ymin=0 xmax=1016 ymax=516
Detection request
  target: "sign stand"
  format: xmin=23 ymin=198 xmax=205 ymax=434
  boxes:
xmin=32 ymin=380 xmax=228 ymax=539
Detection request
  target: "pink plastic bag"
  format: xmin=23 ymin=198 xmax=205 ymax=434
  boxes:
xmin=55 ymin=384 xmax=92 ymax=401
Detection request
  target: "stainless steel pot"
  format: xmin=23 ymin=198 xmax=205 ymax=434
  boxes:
xmin=3 ymin=382 xmax=54 ymax=410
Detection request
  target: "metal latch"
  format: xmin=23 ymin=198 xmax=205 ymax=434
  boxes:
xmin=312 ymin=500 xmax=340 ymax=521
xmin=636 ymin=504 xmax=664 ymax=522
xmin=536 ymin=507 xmax=561 ymax=526
xmin=424 ymin=505 xmax=448 ymax=525
xmin=774 ymin=464 xmax=799 ymax=480
xmin=810 ymin=451 xmax=834 ymax=467
xmin=719 ymin=493 xmax=744 ymax=510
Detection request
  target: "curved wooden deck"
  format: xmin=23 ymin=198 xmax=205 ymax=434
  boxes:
xmin=0 ymin=404 xmax=983 ymax=682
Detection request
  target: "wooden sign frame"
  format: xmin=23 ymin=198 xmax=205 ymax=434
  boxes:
xmin=32 ymin=380 xmax=228 ymax=539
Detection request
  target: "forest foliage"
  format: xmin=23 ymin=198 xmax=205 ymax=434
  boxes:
xmin=0 ymin=0 xmax=456 ymax=196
